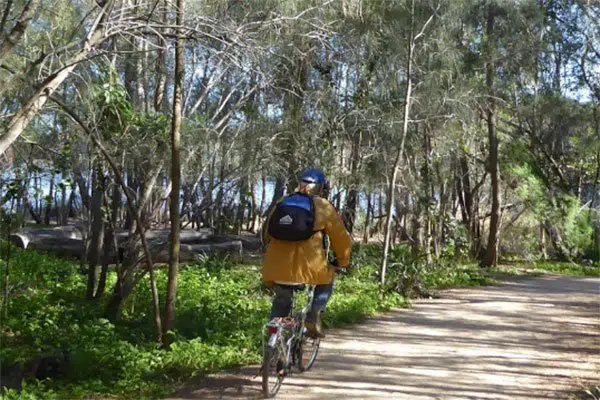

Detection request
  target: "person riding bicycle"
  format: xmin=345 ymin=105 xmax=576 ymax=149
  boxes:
xmin=262 ymin=168 xmax=352 ymax=338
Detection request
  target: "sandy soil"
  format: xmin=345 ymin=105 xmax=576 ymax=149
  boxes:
xmin=165 ymin=275 xmax=600 ymax=400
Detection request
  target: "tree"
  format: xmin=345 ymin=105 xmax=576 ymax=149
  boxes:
xmin=163 ymin=0 xmax=185 ymax=348
xmin=480 ymin=3 xmax=501 ymax=268
xmin=380 ymin=0 xmax=438 ymax=285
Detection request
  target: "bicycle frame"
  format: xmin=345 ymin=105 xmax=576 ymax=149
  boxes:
xmin=263 ymin=285 xmax=316 ymax=371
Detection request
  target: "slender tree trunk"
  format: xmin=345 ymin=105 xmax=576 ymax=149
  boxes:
xmin=153 ymin=0 xmax=168 ymax=112
xmin=60 ymin=181 xmax=68 ymax=225
xmin=342 ymin=132 xmax=361 ymax=233
xmin=266 ymin=176 xmax=285 ymax=216
xmin=236 ymin=171 xmax=249 ymax=234
xmin=96 ymin=184 xmax=119 ymax=299
xmin=216 ymin=143 xmax=226 ymax=233
xmin=363 ymin=192 xmax=372 ymax=244
xmin=421 ymin=126 xmax=433 ymax=263
xmin=481 ymin=7 xmax=501 ymax=268
xmin=249 ymin=177 xmax=258 ymax=232
xmin=86 ymin=164 xmax=105 ymax=300
xmin=44 ymin=175 xmax=54 ymax=225
xmin=540 ymin=224 xmax=547 ymax=260
xmin=381 ymin=1 xmax=416 ymax=285
xmin=163 ymin=0 xmax=184 ymax=348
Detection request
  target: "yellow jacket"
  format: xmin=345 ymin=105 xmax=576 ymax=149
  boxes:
xmin=262 ymin=195 xmax=352 ymax=286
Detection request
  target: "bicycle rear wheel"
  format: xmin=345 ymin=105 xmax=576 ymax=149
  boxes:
xmin=262 ymin=344 xmax=285 ymax=397
xmin=298 ymin=331 xmax=320 ymax=372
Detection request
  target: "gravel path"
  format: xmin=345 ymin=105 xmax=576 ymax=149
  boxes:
xmin=166 ymin=275 xmax=600 ymax=400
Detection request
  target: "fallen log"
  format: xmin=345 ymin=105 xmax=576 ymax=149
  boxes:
xmin=151 ymin=240 xmax=243 ymax=263
xmin=115 ymin=228 xmax=214 ymax=245
xmin=210 ymin=234 xmax=262 ymax=251
xmin=26 ymin=238 xmax=86 ymax=260
xmin=9 ymin=225 xmax=86 ymax=249
xmin=9 ymin=226 xmax=247 ymax=263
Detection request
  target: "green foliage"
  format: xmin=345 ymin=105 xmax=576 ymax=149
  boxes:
xmin=504 ymin=151 xmax=595 ymax=259
xmin=563 ymin=197 xmax=593 ymax=257
xmin=344 ymin=243 xmax=493 ymax=299
xmin=1 ymin=244 xmax=406 ymax=399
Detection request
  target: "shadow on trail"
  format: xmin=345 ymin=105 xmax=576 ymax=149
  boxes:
xmin=166 ymin=275 xmax=600 ymax=400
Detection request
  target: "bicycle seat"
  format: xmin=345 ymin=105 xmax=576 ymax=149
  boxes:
xmin=278 ymin=284 xmax=306 ymax=292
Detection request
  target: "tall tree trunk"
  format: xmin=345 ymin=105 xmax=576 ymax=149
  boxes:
xmin=363 ymin=192 xmax=372 ymax=244
xmin=86 ymin=164 xmax=105 ymax=300
xmin=96 ymin=184 xmax=120 ymax=299
xmin=421 ymin=126 xmax=433 ymax=263
xmin=342 ymin=132 xmax=361 ymax=233
xmin=381 ymin=1 xmax=415 ymax=285
xmin=266 ymin=176 xmax=285 ymax=216
xmin=236 ymin=176 xmax=248 ymax=235
xmin=44 ymin=174 xmax=54 ymax=225
xmin=163 ymin=0 xmax=184 ymax=348
xmin=257 ymin=174 xmax=267 ymax=227
xmin=285 ymin=56 xmax=309 ymax=195
xmin=481 ymin=7 xmax=501 ymax=268
xmin=153 ymin=0 xmax=168 ymax=112
xmin=60 ymin=181 xmax=68 ymax=225
xmin=216 ymin=143 xmax=226 ymax=233
xmin=540 ymin=224 xmax=547 ymax=260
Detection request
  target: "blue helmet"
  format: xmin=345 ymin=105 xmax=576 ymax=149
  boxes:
xmin=300 ymin=168 xmax=326 ymax=185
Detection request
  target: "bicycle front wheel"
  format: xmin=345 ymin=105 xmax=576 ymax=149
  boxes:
xmin=298 ymin=332 xmax=320 ymax=372
xmin=262 ymin=344 xmax=285 ymax=398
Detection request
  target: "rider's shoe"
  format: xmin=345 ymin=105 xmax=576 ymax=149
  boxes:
xmin=305 ymin=315 xmax=325 ymax=339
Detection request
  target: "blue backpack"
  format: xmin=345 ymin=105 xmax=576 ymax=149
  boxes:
xmin=267 ymin=193 xmax=316 ymax=241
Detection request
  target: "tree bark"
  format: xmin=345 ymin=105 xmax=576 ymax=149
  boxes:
xmin=481 ymin=7 xmax=501 ymax=268
xmin=44 ymin=175 xmax=54 ymax=225
xmin=363 ymin=192 xmax=373 ymax=244
xmin=96 ymin=184 xmax=120 ymax=299
xmin=163 ymin=0 xmax=185 ymax=348
xmin=154 ymin=0 xmax=168 ymax=112
xmin=342 ymin=132 xmax=361 ymax=233
xmin=86 ymin=163 xmax=105 ymax=300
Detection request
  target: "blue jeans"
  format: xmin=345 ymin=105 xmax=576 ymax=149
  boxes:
xmin=269 ymin=280 xmax=336 ymax=322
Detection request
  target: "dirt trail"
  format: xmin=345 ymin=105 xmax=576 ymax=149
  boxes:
xmin=166 ymin=275 xmax=600 ymax=399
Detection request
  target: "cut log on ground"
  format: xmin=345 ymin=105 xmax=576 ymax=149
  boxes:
xmin=210 ymin=234 xmax=262 ymax=251
xmin=115 ymin=229 xmax=214 ymax=246
xmin=10 ymin=225 xmax=86 ymax=249
xmin=26 ymin=238 xmax=86 ymax=260
xmin=10 ymin=226 xmax=250 ymax=263
xmin=151 ymin=241 xmax=243 ymax=263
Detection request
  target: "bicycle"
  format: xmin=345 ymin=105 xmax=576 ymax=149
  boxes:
xmin=260 ymin=283 xmax=321 ymax=398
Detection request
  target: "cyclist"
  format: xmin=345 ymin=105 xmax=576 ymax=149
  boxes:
xmin=262 ymin=168 xmax=352 ymax=338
